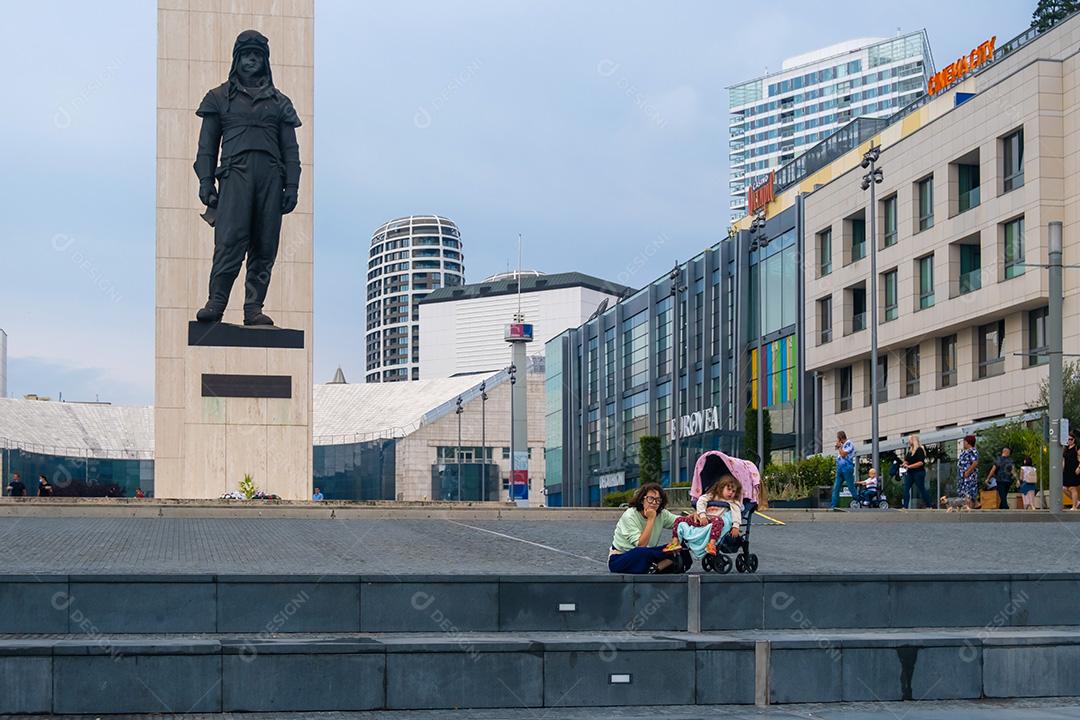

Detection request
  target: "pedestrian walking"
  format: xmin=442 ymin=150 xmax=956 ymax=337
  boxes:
xmin=986 ymin=446 xmax=1015 ymax=510
xmin=956 ymin=435 xmax=979 ymax=510
xmin=36 ymin=474 xmax=53 ymax=497
xmin=902 ymin=434 xmax=932 ymax=509
xmin=1018 ymin=456 xmax=1038 ymax=510
xmin=1064 ymin=432 xmax=1080 ymax=510
xmin=5 ymin=473 xmax=26 ymax=497
xmin=831 ymin=431 xmax=857 ymax=510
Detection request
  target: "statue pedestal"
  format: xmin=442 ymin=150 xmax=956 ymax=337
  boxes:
xmin=155 ymin=323 xmax=311 ymax=500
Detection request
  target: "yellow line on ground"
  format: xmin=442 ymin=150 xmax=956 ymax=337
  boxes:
xmin=755 ymin=511 xmax=786 ymax=526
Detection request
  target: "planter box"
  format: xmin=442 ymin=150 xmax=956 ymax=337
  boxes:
xmin=767 ymin=497 xmax=814 ymax=508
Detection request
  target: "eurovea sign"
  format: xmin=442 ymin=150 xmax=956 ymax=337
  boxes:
xmin=927 ymin=36 xmax=996 ymax=95
xmin=670 ymin=406 xmax=721 ymax=440
xmin=747 ymin=171 xmax=775 ymax=216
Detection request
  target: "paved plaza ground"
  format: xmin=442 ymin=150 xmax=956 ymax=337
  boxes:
xmin=2 ymin=513 xmax=1080 ymax=575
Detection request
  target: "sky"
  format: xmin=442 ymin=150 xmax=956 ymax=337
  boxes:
xmin=0 ymin=0 xmax=1032 ymax=405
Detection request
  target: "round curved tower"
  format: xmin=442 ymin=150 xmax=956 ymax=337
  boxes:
xmin=365 ymin=215 xmax=465 ymax=382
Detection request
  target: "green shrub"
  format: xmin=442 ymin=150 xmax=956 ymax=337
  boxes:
xmin=976 ymin=422 xmax=1048 ymax=490
xmin=239 ymin=473 xmax=256 ymax=500
xmin=763 ymin=455 xmax=835 ymax=500
xmin=639 ymin=436 xmax=662 ymax=486
xmin=602 ymin=489 xmax=634 ymax=507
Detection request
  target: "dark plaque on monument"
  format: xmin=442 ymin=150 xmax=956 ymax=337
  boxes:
xmin=191 ymin=29 xmax=302 ymax=331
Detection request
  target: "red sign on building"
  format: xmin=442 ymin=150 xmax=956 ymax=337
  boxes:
xmin=747 ymin=171 xmax=775 ymax=216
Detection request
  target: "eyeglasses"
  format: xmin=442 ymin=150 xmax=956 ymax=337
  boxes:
xmin=643 ymin=496 xmax=661 ymax=504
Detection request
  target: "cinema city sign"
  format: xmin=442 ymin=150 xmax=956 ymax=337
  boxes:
xmin=670 ymin=406 xmax=721 ymax=440
xmin=927 ymin=36 xmax=996 ymax=95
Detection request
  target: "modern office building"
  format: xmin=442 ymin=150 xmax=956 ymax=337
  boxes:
xmin=801 ymin=17 xmax=1080 ymax=451
xmin=728 ymin=32 xmax=933 ymax=220
xmin=417 ymin=271 xmax=633 ymax=378
xmin=365 ymin=215 xmax=466 ymax=383
xmin=544 ymin=240 xmax=772 ymax=506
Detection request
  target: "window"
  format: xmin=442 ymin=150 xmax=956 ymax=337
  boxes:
xmin=1028 ymin=307 xmax=1049 ymax=367
xmin=655 ymin=296 xmax=673 ymax=377
xmin=940 ymin=335 xmax=957 ymax=388
xmin=871 ymin=355 xmax=889 ymax=403
xmin=904 ymin=346 xmax=920 ymax=397
xmin=917 ymin=176 xmax=934 ymax=231
xmin=587 ymin=336 xmax=599 ymax=404
xmin=978 ymin=320 xmax=1006 ymax=379
xmin=958 ymin=243 xmax=981 ymax=295
xmin=622 ymin=390 xmax=649 ymax=463
xmin=622 ymin=311 xmax=649 ymax=388
xmin=917 ymin=255 xmax=935 ymax=310
xmin=957 ymin=163 xmax=980 ymax=213
xmin=883 ymin=270 xmax=898 ymax=322
xmin=851 ymin=286 xmax=867 ymax=332
xmin=1003 ymin=217 xmax=1025 ymax=279
xmin=604 ymin=327 xmax=616 ymax=396
xmin=818 ymin=228 xmax=832 ymax=276
xmin=851 ymin=218 xmax=866 ymax=261
xmin=838 ymin=366 xmax=853 ymax=413
xmin=882 ymin=195 xmax=897 ymax=247
xmin=818 ymin=296 xmax=833 ymax=344
xmin=604 ymin=403 xmax=616 ymax=465
xmin=1003 ymin=128 xmax=1024 ymax=192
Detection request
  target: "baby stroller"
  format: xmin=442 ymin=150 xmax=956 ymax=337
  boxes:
xmin=701 ymin=498 xmax=760 ymax=574
xmin=686 ymin=451 xmax=763 ymax=574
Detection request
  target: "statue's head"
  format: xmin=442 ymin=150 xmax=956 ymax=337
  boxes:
xmin=231 ymin=30 xmax=271 ymax=86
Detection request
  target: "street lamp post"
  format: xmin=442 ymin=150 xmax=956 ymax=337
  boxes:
xmin=749 ymin=211 xmax=768 ymax=467
xmin=455 ymin=396 xmax=464 ymax=501
xmin=860 ymin=146 xmax=884 ymax=482
xmin=480 ymin=381 xmax=488 ymax=499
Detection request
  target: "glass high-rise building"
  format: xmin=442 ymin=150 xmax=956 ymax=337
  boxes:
xmin=728 ymin=32 xmax=933 ymax=220
xmin=365 ymin=215 xmax=465 ymax=382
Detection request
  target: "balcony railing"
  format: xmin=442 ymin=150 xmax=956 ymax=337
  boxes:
xmin=852 ymin=312 xmax=867 ymax=332
xmin=958 ymin=269 xmax=982 ymax=295
xmin=958 ymin=186 xmax=981 ymax=213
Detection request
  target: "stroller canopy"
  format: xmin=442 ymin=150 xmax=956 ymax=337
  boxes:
xmin=690 ymin=450 xmax=761 ymax=503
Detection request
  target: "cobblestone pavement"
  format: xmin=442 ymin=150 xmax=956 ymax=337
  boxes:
xmin=2 ymin=514 xmax=1080 ymax=575
xmin=8 ymin=697 xmax=1080 ymax=719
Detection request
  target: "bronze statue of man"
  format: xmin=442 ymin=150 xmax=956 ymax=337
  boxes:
xmin=193 ymin=30 xmax=301 ymax=326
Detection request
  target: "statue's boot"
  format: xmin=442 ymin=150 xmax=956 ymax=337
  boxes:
xmin=196 ymin=304 xmax=224 ymax=323
xmin=244 ymin=311 xmax=274 ymax=326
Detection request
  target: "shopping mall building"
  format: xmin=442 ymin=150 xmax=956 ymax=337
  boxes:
xmin=546 ymin=13 xmax=1080 ymax=504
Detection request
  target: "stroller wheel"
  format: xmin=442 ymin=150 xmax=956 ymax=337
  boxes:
xmin=701 ymin=554 xmax=714 ymax=572
xmin=878 ymin=499 xmax=890 ymax=509
xmin=746 ymin=553 xmax=759 ymax=574
xmin=718 ymin=554 xmax=733 ymax=574
xmin=735 ymin=554 xmax=746 ymax=573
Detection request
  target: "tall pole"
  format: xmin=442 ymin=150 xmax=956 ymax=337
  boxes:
xmin=480 ymin=382 xmax=487 ymax=499
xmin=508 ymin=364 xmax=517 ymax=503
xmin=757 ymin=255 xmax=765 ymax=468
xmin=1049 ymin=221 xmax=1064 ymax=514
xmin=862 ymin=146 xmax=883 ymax=480
xmin=455 ymin=396 xmax=463 ymax=501
xmin=669 ymin=264 xmax=683 ymax=485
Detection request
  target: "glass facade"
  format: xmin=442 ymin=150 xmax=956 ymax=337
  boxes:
xmin=1 ymin=448 xmax=152 ymax=497
xmin=544 ymin=339 xmax=564 ymax=505
xmin=313 ymin=440 xmax=396 ymax=500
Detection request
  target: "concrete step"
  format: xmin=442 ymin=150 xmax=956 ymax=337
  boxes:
xmin=2 ymin=627 xmax=1079 ymax=713
xmin=1 ymin=572 xmax=1071 ymax=635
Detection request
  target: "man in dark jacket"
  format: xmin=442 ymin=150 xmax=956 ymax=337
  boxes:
xmin=193 ymin=30 xmax=302 ymax=326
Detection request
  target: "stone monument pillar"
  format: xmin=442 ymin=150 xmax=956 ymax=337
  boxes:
xmin=155 ymin=0 xmax=313 ymax=499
